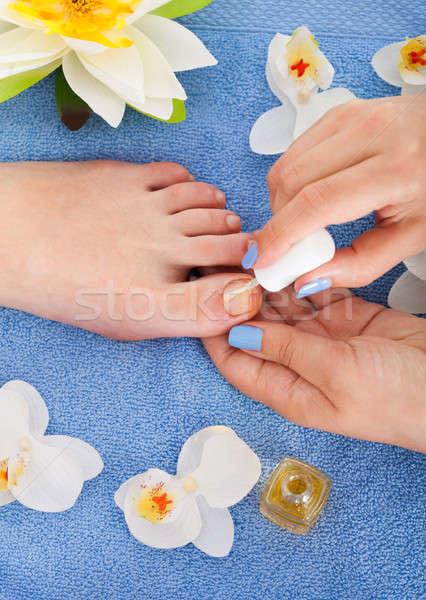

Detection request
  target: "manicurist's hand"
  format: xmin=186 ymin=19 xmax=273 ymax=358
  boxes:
xmin=250 ymin=96 xmax=426 ymax=296
xmin=203 ymin=288 xmax=426 ymax=453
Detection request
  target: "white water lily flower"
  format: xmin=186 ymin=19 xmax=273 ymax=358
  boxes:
xmin=0 ymin=379 xmax=103 ymax=511
xmin=388 ymin=251 xmax=426 ymax=314
xmin=115 ymin=426 xmax=261 ymax=557
xmin=372 ymin=35 xmax=426 ymax=96
xmin=250 ymin=26 xmax=355 ymax=155
xmin=0 ymin=0 xmax=217 ymax=127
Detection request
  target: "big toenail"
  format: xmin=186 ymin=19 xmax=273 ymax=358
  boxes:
xmin=226 ymin=214 xmax=241 ymax=231
xmin=223 ymin=279 xmax=258 ymax=316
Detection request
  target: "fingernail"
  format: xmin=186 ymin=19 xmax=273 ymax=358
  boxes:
xmin=216 ymin=190 xmax=226 ymax=204
xmin=228 ymin=325 xmax=263 ymax=351
xmin=223 ymin=279 xmax=258 ymax=316
xmin=296 ymin=278 xmax=331 ymax=299
xmin=226 ymin=214 xmax=241 ymax=231
xmin=242 ymin=242 xmax=258 ymax=270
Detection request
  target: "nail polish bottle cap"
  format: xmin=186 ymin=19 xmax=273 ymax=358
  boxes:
xmin=254 ymin=229 xmax=335 ymax=293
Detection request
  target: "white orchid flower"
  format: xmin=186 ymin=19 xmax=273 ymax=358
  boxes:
xmin=0 ymin=0 xmax=217 ymax=128
xmin=0 ymin=379 xmax=103 ymax=512
xmin=388 ymin=251 xmax=426 ymax=315
xmin=115 ymin=426 xmax=261 ymax=557
xmin=372 ymin=35 xmax=426 ymax=96
xmin=250 ymin=26 xmax=355 ymax=155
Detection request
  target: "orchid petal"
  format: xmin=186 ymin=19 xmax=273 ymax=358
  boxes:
xmin=192 ymin=434 xmax=261 ymax=508
xmin=43 ymin=435 xmax=103 ymax=481
xmin=79 ymin=40 xmax=144 ymax=101
xmin=404 ymin=251 xmax=426 ymax=280
xmin=61 ymin=36 xmax=107 ymax=55
xmin=250 ymin=104 xmax=296 ymax=155
xmin=62 ymin=52 xmax=125 ymax=128
xmin=401 ymin=83 xmax=426 ymax=95
xmin=294 ymin=87 xmax=355 ymax=139
xmin=1 ymin=380 xmax=49 ymax=437
xmin=177 ymin=426 xmax=236 ymax=478
xmin=192 ymin=496 xmax=234 ymax=557
xmin=371 ymin=42 xmax=405 ymax=87
xmin=11 ymin=438 xmax=85 ymax=512
xmin=127 ymin=0 xmax=170 ymax=24
xmin=388 ymin=271 xmax=426 ymax=314
xmin=0 ymin=388 xmax=29 ymax=460
xmin=400 ymin=68 xmax=426 ymax=85
xmin=114 ymin=474 xmax=143 ymax=510
xmin=134 ymin=14 xmax=216 ymax=72
xmin=126 ymin=26 xmax=186 ymax=100
xmin=122 ymin=469 xmax=202 ymax=549
xmin=0 ymin=490 xmax=15 ymax=507
xmin=0 ymin=29 xmax=65 ymax=63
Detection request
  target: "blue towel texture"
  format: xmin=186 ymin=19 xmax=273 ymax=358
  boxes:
xmin=0 ymin=1 xmax=425 ymax=599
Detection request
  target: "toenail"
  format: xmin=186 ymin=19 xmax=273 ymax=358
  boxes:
xmin=223 ymin=279 xmax=258 ymax=316
xmin=216 ymin=190 xmax=226 ymax=205
xmin=226 ymin=214 xmax=241 ymax=231
xmin=188 ymin=173 xmax=195 ymax=181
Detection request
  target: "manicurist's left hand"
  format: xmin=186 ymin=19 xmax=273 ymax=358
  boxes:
xmin=203 ymin=289 xmax=426 ymax=453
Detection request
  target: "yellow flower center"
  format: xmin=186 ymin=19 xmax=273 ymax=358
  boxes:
xmin=400 ymin=37 xmax=426 ymax=72
xmin=0 ymin=455 xmax=28 ymax=490
xmin=8 ymin=0 xmax=142 ymax=47
xmin=286 ymin=35 xmax=321 ymax=85
xmin=136 ymin=484 xmax=174 ymax=524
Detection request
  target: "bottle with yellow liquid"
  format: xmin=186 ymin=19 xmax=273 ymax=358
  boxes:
xmin=260 ymin=457 xmax=331 ymax=534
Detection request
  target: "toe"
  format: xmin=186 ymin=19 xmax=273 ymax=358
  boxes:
xmin=183 ymin=233 xmax=253 ymax=267
xmin=138 ymin=162 xmax=193 ymax=190
xmin=120 ymin=274 xmax=262 ymax=339
xmin=157 ymin=181 xmax=226 ymax=214
xmin=175 ymin=209 xmax=241 ymax=236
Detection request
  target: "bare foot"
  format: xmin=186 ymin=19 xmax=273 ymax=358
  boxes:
xmin=0 ymin=161 xmax=262 ymax=339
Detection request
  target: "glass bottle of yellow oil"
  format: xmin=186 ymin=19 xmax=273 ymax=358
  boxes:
xmin=260 ymin=456 xmax=331 ymax=534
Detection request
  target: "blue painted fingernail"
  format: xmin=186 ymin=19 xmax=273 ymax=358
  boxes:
xmin=296 ymin=278 xmax=332 ymax=299
xmin=242 ymin=242 xmax=258 ymax=270
xmin=228 ymin=325 xmax=263 ymax=351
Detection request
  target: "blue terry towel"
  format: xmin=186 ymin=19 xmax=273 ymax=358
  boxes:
xmin=0 ymin=1 xmax=425 ymax=599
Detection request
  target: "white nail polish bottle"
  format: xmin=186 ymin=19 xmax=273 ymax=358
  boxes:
xmin=254 ymin=229 xmax=335 ymax=293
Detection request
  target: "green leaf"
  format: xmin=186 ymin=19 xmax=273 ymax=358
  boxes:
xmin=131 ymin=98 xmax=186 ymax=123
xmin=0 ymin=59 xmax=61 ymax=103
xmin=55 ymin=66 xmax=92 ymax=131
xmin=151 ymin=0 xmax=213 ymax=19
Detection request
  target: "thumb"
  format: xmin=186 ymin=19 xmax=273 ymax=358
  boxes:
xmin=229 ymin=320 xmax=347 ymax=390
xmin=295 ymin=221 xmax=424 ymax=291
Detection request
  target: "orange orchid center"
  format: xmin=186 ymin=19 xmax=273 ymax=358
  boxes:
xmin=291 ymin=58 xmax=310 ymax=78
xmin=136 ymin=484 xmax=174 ymax=524
xmin=400 ymin=37 xmax=426 ymax=72
xmin=409 ymin=49 xmax=426 ymax=66
xmin=8 ymin=0 xmax=141 ymax=48
xmin=0 ymin=455 xmax=27 ymax=490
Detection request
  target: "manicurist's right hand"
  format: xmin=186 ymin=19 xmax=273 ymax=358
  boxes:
xmin=245 ymin=96 xmax=426 ymax=296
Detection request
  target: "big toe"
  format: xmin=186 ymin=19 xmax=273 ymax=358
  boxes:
xmin=121 ymin=274 xmax=262 ymax=339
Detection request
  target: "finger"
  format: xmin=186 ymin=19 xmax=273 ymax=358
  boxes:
xmin=267 ymin=99 xmax=366 ymax=206
xmin=253 ymin=156 xmax=406 ymax=269
xmin=228 ymin=320 xmax=348 ymax=392
xmin=295 ymin=219 xmax=425 ymax=290
xmin=202 ymin=333 xmax=334 ymax=429
xmin=268 ymin=125 xmax=378 ymax=215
